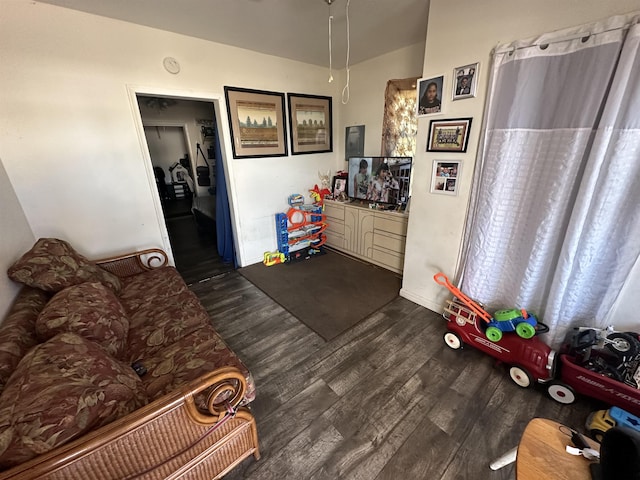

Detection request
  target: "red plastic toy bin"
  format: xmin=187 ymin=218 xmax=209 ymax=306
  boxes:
xmin=556 ymin=354 xmax=640 ymax=417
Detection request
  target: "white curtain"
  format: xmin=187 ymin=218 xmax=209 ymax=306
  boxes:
xmin=459 ymin=13 xmax=640 ymax=347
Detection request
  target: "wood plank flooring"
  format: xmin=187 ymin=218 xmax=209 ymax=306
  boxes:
xmin=189 ymin=271 xmax=600 ymax=480
xmin=165 ymin=215 xmax=233 ymax=284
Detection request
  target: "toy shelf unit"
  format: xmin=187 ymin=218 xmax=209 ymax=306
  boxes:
xmin=275 ymin=205 xmax=328 ymax=262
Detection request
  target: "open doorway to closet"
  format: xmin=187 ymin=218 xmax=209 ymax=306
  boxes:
xmin=136 ymin=95 xmax=234 ymax=284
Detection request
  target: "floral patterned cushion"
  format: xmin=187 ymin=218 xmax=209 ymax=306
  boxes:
xmin=36 ymin=283 xmax=130 ymax=359
xmin=0 ymin=333 xmax=147 ymax=469
xmin=124 ymin=290 xmax=211 ymax=362
xmin=7 ymin=238 xmax=121 ymax=294
xmin=139 ymin=325 xmax=256 ymax=405
xmin=118 ymin=266 xmax=188 ymax=315
xmin=0 ymin=287 xmax=50 ymax=392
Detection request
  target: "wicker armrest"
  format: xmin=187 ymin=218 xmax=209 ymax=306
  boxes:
xmin=95 ymin=248 xmax=168 ymax=278
xmin=0 ymin=367 xmax=259 ymax=480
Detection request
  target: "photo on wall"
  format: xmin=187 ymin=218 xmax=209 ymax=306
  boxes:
xmin=430 ymin=160 xmax=461 ymax=196
xmin=345 ymin=125 xmax=365 ymax=160
xmin=417 ymin=75 xmax=444 ymax=116
xmin=452 ymin=62 xmax=479 ymax=100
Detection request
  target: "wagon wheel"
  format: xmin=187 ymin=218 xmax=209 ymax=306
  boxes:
xmin=589 ymin=429 xmax=606 ymax=443
xmin=515 ymin=323 xmax=536 ymax=339
xmin=547 ymin=382 xmax=576 ymax=404
xmin=485 ymin=327 xmax=503 ymax=342
xmin=509 ymin=366 xmax=533 ymax=388
xmin=443 ymin=332 xmax=463 ymax=350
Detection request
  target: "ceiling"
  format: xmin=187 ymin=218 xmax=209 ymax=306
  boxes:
xmin=37 ymin=0 xmax=430 ymax=67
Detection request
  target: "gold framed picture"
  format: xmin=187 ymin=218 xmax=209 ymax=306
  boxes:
xmin=224 ymin=86 xmax=287 ymax=158
xmin=287 ymin=93 xmax=333 ymax=155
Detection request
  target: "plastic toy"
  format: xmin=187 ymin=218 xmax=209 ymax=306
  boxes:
xmin=309 ymin=184 xmax=331 ymax=206
xmin=586 ymin=406 xmax=640 ymax=442
xmin=263 ymin=251 xmax=285 ymax=266
xmin=434 ymin=272 xmax=548 ymax=342
xmin=434 ymin=273 xmax=640 ymax=414
xmin=288 ymin=194 xmax=305 ymax=207
xmin=441 ymin=296 xmax=556 ymax=388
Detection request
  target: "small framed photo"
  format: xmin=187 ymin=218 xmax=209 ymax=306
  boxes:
xmin=287 ymin=93 xmax=333 ymax=155
xmin=332 ymin=176 xmax=347 ymax=197
xmin=452 ymin=62 xmax=479 ymax=100
xmin=417 ymin=75 xmax=444 ymax=116
xmin=427 ymin=118 xmax=473 ymax=153
xmin=345 ymin=125 xmax=365 ymax=161
xmin=431 ymin=161 xmax=461 ymax=196
xmin=224 ymin=86 xmax=288 ymax=159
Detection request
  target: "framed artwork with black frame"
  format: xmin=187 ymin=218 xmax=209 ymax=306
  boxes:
xmin=287 ymin=93 xmax=333 ymax=155
xmin=427 ymin=118 xmax=473 ymax=153
xmin=345 ymin=125 xmax=365 ymax=160
xmin=224 ymin=86 xmax=287 ymax=159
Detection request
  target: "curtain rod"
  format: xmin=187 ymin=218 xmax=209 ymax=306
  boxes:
xmin=493 ymin=22 xmax=637 ymax=55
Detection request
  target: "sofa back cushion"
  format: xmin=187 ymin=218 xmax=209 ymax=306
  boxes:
xmin=0 ymin=288 xmax=50 ymax=392
xmin=8 ymin=238 xmax=121 ymax=294
xmin=36 ymin=282 xmax=130 ymax=359
xmin=0 ymin=333 xmax=147 ymax=469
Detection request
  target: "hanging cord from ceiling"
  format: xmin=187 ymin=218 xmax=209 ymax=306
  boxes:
xmin=341 ymin=0 xmax=351 ymax=104
xmin=327 ymin=0 xmax=334 ymax=82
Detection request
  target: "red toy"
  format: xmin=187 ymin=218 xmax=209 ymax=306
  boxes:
xmin=434 ymin=273 xmax=640 ymax=417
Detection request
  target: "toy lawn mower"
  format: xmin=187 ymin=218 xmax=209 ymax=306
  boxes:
xmin=434 ymin=273 xmax=549 ymax=342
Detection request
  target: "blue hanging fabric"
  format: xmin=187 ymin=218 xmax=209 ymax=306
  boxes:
xmin=214 ymin=126 xmax=236 ymax=267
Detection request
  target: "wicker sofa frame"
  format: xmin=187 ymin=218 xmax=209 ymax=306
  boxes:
xmin=0 ymin=249 xmax=259 ymax=480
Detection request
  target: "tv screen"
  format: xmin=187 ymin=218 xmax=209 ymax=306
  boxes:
xmin=347 ymin=156 xmax=412 ymax=206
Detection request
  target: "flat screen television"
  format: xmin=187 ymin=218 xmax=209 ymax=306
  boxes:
xmin=347 ymin=156 xmax=412 ymax=206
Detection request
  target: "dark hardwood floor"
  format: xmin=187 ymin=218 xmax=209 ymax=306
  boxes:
xmin=165 ymin=213 xmax=233 ymax=285
xmin=189 ymin=271 xmax=600 ymax=480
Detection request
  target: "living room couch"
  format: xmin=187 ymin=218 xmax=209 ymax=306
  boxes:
xmin=0 ymin=238 xmax=258 ymax=479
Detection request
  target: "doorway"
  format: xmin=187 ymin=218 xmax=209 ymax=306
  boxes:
xmin=135 ymin=94 xmax=234 ymax=284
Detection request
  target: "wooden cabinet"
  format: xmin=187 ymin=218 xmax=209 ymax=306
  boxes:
xmin=324 ymin=200 xmax=408 ymax=274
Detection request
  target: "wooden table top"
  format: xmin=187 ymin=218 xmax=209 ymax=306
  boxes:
xmin=516 ymin=418 xmax=600 ymax=480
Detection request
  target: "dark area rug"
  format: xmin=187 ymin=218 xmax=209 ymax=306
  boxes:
xmin=238 ymin=249 xmax=401 ymax=341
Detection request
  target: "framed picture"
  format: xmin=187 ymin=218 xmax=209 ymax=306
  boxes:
xmin=224 ymin=86 xmax=287 ymax=159
xmin=417 ymin=75 xmax=444 ymax=116
xmin=452 ymin=62 xmax=479 ymax=100
xmin=332 ymin=176 xmax=347 ymax=197
xmin=287 ymin=93 xmax=333 ymax=155
xmin=427 ymin=118 xmax=473 ymax=153
xmin=430 ymin=161 xmax=462 ymax=196
xmin=345 ymin=125 xmax=365 ymax=161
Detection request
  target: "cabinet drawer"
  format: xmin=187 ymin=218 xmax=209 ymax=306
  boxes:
xmin=325 ymin=220 xmax=344 ymax=236
xmin=372 ymin=248 xmax=404 ymax=272
xmin=374 ymin=216 xmax=407 ymax=236
xmin=373 ymin=230 xmax=405 ymax=254
xmin=324 ymin=203 xmax=345 ymax=221
xmin=325 ymin=231 xmax=345 ymax=249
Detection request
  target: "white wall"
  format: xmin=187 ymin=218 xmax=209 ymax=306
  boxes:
xmin=0 ymin=0 xmax=338 ymax=267
xmin=0 ymin=159 xmax=36 ymax=320
xmin=401 ymin=0 xmax=640 ymax=313
xmin=338 ymin=43 xmax=425 ymax=161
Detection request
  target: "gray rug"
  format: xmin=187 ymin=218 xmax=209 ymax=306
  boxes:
xmin=238 ymin=250 xmax=401 ymax=341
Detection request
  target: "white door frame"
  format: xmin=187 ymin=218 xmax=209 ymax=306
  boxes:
xmin=126 ymin=85 xmax=241 ymax=265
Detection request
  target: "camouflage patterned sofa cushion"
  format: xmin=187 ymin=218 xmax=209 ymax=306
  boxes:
xmin=0 ymin=288 xmax=50 ymax=392
xmin=0 ymin=333 xmax=147 ymax=469
xmin=7 ymin=238 xmax=121 ymax=294
xmin=36 ymin=282 xmax=130 ymax=360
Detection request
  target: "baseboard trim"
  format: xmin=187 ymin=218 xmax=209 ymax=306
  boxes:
xmin=399 ymin=288 xmax=442 ymax=314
